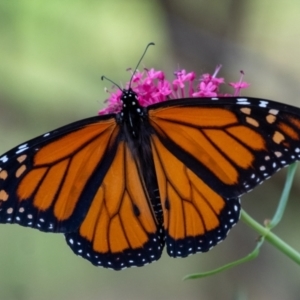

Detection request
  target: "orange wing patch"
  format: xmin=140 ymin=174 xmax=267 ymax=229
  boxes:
xmin=34 ymin=119 xmax=116 ymax=165
xmin=65 ymin=141 xmax=163 ymax=270
xmin=149 ymin=107 xmax=238 ymax=127
xmin=203 ymin=129 xmax=255 ymax=169
xmin=15 ymin=120 xmax=117 ymax=222
xmin=225 ymin=126 xmax=265 ymax=150
xmin=151 ymin=135 xmax=240 ymax=257
xmin=150 ymin=118 xmax=239 ymax=185
xmin=150 ymin=106 xmax=266 ymax=187
xmin=80 ymin=141 xmax=157 ymax=251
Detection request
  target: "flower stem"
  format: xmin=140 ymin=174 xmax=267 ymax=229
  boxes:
xmin=241 ymin=209 xmax=300 ymax=264
xmin=268 ymin=163 xmax=298 ymax=228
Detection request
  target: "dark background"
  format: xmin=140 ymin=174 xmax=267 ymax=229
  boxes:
xmin=0 ymin=1 xmax=300 ymax=299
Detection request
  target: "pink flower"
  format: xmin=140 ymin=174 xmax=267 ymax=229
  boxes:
xmin=193 ymin=82 xmax=218 ymax=97
xmin=99 ymin=66 xmax=250 ymax=115
xmin=146 ymin=68 xmax=164 ymax=81
xmin=229 ymin=71 xmax=250 ymax=96
xmin=173 ymin=70 xmax=196 ymax=98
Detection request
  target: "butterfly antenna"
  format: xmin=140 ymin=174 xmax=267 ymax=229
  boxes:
xmin=129 ymin=42 xmax=155 ymax=88
xmin=101 ymin=76 xmax=122 ymax=91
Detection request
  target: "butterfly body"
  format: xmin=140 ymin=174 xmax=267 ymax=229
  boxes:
xmin=116 ymin=88 xmax=163 ymax=222
xmin=1 ymin=90 xmax=300 ymax=270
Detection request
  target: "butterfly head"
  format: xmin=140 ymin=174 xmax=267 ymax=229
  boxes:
xmin=119 ymin=88 xmax=145 ymax=138
xmin=120 ymin=88 xmax=143 ymax=116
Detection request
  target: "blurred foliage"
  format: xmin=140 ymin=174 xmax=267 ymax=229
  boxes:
xmin=1 ymin=1 xmax=300 ymax=300
xmin=0 ymin=0 xmax=168 ymax=151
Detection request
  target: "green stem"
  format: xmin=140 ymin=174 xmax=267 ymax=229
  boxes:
xmin=183 ymin=238 xmax=264 ymax=280
xmin=269 ymin=163 xmax=298 ymax=228
xmin=241 ymin=209 xmax=300 ymax=264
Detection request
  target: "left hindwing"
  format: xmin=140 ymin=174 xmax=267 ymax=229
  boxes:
xmin=65 ymin=140 xmax=164 ymax=270
xmin=148 ymin=97 xmax=300 ymax=199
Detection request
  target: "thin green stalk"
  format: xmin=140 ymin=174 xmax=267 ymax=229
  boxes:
xmin=269 ymin=163 xmax=298 ymax=228
xmin=241 ymin=209 xmax=300 ymax=264
xmin=183 ymin=237 xmax=264 ymax=280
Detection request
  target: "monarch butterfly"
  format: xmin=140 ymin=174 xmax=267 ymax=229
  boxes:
xmin=1 ymin=44 xmax=300 ymax=271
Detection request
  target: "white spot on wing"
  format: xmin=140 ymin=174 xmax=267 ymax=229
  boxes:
xmin=236 ymin=98 xmax=250 ymax=105
xmin=16 ymin=147 xmax=28 ymax=154
xmin=259 ymin=100 xmax=269 ymax=107
xmin=0 ymin=155 xmax=8 ymax=163
xmin=18 ymin=144 xmax=28 ymax=149
xmin=269 ymin=109 xmax=279 ymax=115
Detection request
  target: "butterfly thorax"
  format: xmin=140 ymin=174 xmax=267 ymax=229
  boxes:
xmin=119 ymin=88 xmax=145 ymax=139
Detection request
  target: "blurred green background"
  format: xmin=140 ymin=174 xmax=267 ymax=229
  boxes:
xmin=1 ymin=1 xmax=300 ymax=299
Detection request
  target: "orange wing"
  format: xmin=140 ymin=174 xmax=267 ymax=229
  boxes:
xmin=148 ymin=98 xmax=300 ymax=256
xmin=151 ymin=134 xmax=240 ymax=257
xmin=148 ymin=102 xmax=300 ymax=198
xmin=0 ymin=116 xmax=119 ymax=232
xmin=65 ymin=140 xmax=163 ymax=270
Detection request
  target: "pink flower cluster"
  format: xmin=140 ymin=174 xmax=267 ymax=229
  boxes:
xmin=99 ymin=66 xmax=250 ymax=115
